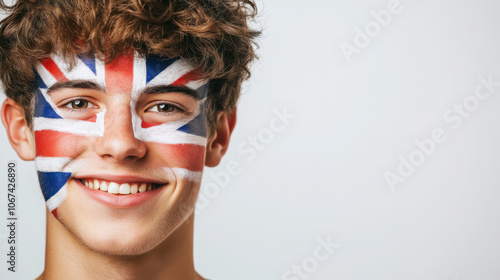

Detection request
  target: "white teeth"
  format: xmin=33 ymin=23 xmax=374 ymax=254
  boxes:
xmin=130 ymin=184 xmax=138 ymax=194
xmin=119 ymin=183 xmax=131 ymax=194
xmin=100 ymin=181 xmax=108 ymax=191
xmin=83 ymin=180 xmax=160 ymax=194
xmin=108 ymin=182 xmax=119 ymax=194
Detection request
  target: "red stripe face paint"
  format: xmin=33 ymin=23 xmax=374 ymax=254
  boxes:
xmin=104 ymin=51 xmax=134 ymax=94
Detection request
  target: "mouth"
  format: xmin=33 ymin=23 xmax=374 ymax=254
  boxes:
xmin=79 ymin=179 xmax=163 ymax=195
xmin=75 ymin=177 xmax=167 ymax=208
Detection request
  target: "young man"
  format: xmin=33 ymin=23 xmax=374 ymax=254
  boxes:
xmin=0 ymin=0 xmax=258 ymax=279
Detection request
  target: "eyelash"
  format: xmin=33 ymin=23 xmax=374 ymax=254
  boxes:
xmin=60 ymin=98 xmax=98 ymax=111
xmin=146 ymin=102 xmax=185 ymax=115
xmin=59 ymin=99 xmax=186 ymax=116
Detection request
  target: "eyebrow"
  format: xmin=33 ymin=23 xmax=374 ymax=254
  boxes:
xmin=140 ymin=85 xmax=201 ymax=100
xmin=47 ymin=81 xmax=201 ymax=100
xmin=47 ymin=80 xmax=104 ymax=94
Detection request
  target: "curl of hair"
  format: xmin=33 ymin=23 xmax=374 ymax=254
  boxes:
xmin=0 ymin=0 xmax=259 ymax=133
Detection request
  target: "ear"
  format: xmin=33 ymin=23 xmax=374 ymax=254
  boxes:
xmin=205 ymin=109 xmax=237 ymax=167
xmin=1 ymin=98 xmax=36 ymax=161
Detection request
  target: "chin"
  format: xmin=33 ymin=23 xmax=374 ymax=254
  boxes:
xmin=82 ymin=231 xmax=165 ymax=256
xmin=56 ymin=212 xmax=162 ymax=256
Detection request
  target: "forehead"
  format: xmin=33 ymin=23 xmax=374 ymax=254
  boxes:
xmin=35 ymin=52 xmax=208 ymax=99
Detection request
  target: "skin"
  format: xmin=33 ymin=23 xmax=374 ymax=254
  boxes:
xmin=1 ymin=55 xmax=237 ymax=280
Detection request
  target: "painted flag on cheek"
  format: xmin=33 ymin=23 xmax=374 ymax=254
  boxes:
xmin=34 ymin=52 xmax=209 ymax=216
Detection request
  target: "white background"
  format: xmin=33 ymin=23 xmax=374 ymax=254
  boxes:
xmin=1 ymin=0 xmax=500 ymax=279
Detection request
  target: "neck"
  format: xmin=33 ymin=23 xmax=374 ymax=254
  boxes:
xmin=38 ymin=209 xmax=202 ymax=280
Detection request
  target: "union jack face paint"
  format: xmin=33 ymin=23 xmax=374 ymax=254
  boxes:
xmin=33 ymin=51 xmax=209 ymax=218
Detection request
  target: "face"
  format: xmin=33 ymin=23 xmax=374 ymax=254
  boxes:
xmin=33 ymin=51 xmax=208 ymax=255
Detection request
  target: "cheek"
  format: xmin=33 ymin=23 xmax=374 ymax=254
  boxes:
xmin=138 ymin=101 xmax=208 ymax=178
xmin=149 ymin=142 xmax=205 ymax=172
xmin=34 ymin=130 xmax=89 ymax=158
xmin=34 ymin=128 xmax=91 ymax=208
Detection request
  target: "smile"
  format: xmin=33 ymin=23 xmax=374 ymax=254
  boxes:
xmin=79 ymin=179 xmax=162 ymax=195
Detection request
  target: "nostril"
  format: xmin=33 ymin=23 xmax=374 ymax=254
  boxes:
xmin=94 ymin=133 xmax=147 ymax=161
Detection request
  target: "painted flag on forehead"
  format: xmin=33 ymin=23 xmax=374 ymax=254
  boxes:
xmin=34 ymin=52 xmax=209 ymax=214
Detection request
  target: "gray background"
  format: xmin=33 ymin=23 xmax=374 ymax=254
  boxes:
xmin=1 ymin=0 xmax=500 ymax=279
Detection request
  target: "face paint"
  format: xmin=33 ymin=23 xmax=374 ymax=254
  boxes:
xmin=34 ymin=52 xmax=209 ymax=218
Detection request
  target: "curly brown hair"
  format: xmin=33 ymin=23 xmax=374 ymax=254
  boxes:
xmin=0 ymin=0 xmax=259 ymax=134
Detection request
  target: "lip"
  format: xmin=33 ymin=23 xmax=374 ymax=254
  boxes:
xmin=75 ymin=178 xmax=166 ymax=208
xmin=75 ymin=174 xmax=166 ymax=184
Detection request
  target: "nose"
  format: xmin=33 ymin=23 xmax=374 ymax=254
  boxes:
xmin=94 ymin=103 xmax=146 ymax=161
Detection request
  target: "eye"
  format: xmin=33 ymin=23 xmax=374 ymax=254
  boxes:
xmin=147 ymin=103 xmax=180 ymax=113
xmin=62 ymin=99 xmax=97 ymax=110
xmin=140 ymin=96 xmax=195 ymax=125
